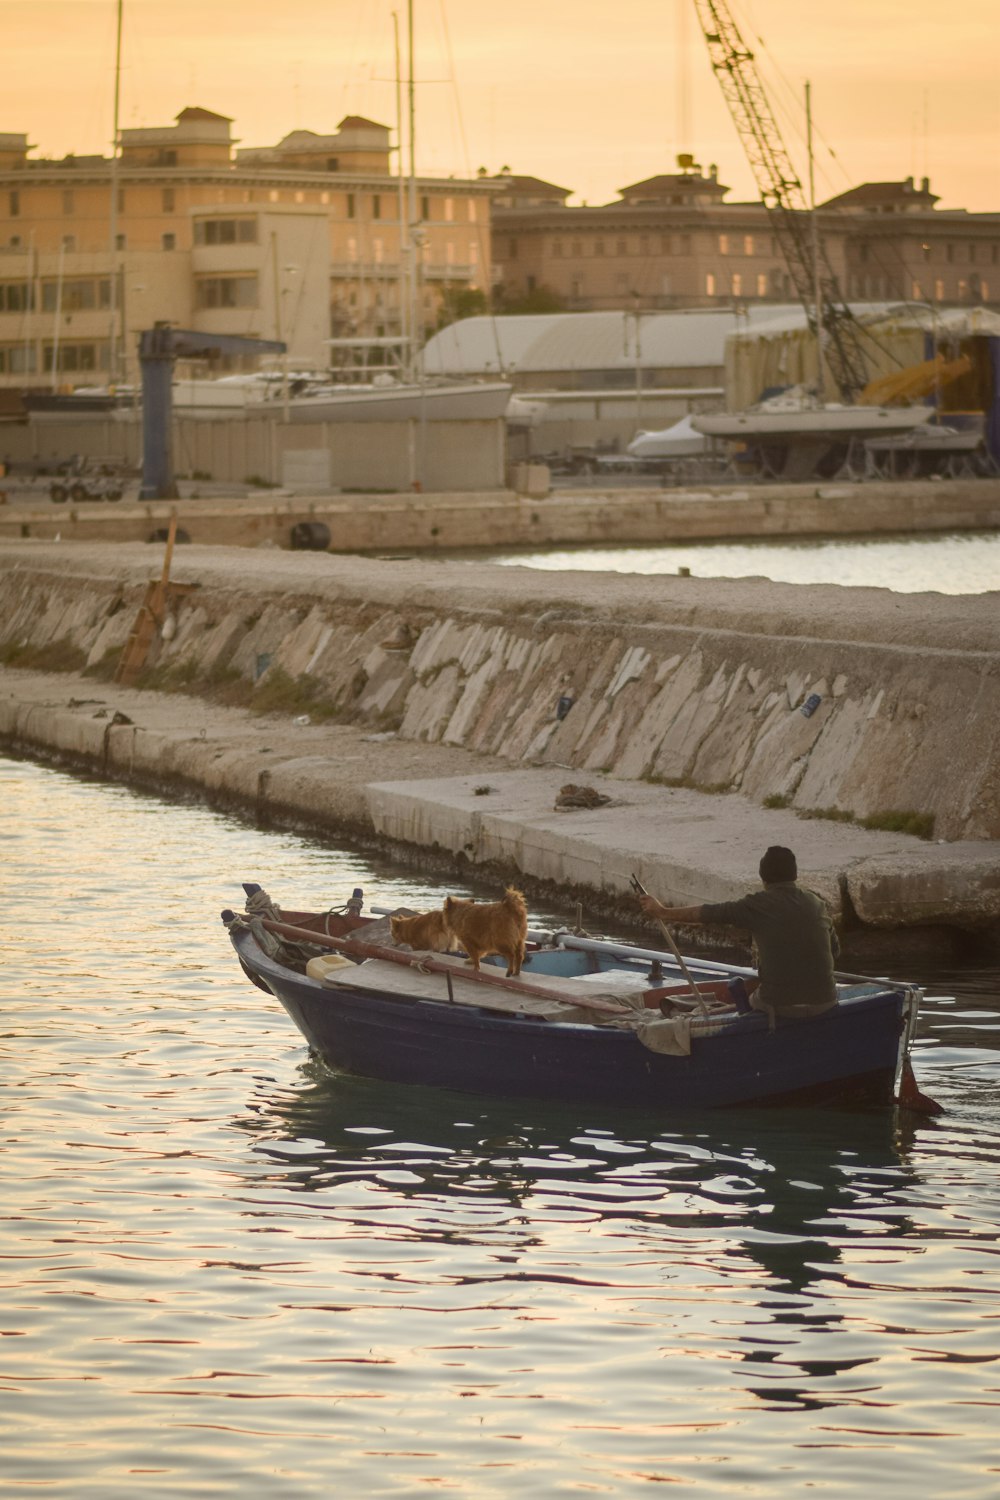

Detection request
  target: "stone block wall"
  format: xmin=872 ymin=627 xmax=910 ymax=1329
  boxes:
xmin=1 ymin=543 xmax=998 ymax=843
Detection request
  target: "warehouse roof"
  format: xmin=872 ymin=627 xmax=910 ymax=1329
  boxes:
xmin=421 ymin=308 xmax=802 ymax=377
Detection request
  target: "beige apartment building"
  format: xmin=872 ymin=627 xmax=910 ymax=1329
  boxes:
xmin=0 ymin=107 xmax=494 ymax=389
xmin=491 ymin=163 xmax=1000 ymax=314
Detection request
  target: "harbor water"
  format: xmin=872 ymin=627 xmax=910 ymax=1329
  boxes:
xmin=2 ymin=755 xmax=999 ymax=1497
xmin=453 ymin=530 xmax=1000 ymax=595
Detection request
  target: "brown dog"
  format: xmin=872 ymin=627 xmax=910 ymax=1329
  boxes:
xmin=443 ymin=888 xmax=528 ymax=977
xmin=389 ymin=909 xmax=458 ymax=953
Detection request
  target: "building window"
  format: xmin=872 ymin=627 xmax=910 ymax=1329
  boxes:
xmin=372 ymin=194 xmax=381 ymax=219
xmin=421 ymin=195 xmax=430 ymax=221
xmin=373 ymin=237 xmax=383 ymax=264
xmin=62 ymin=234 xmax=76 ymax=251
xmin=446 ymin=241 xmax=455 ymax=264
xmin=757 ymin=273 xmax=767 ymax=296
xmin=162 ymin=232 xmax=176 ymax=251
xmin=114 ymin=233 xmax=126 ymax=251
xmin=0 ymin=344 xmax=37 ymax=374
xmin=731 ymin=272 xmax=742 ymax=296
xmin=1 ymin=282 xmax=33 ymax=312
xmin=9 ymin=190 xmax=20 ymax=217
xmin=43 ymin=343 xmax=97 ymax=373
xmin=934 ymin=278 xmax=945 ymax=300
xmin=706 ymin=271 xmax=716 ymax=296
xmin=347 ymin=237 xmax=357 ymax=261
xmin=63 ymin=190 xmax=75 ymax=214
xmin=616 ymin=239 xmax=627 ymax=256
xmin=444 ymin=197 xmax=454 ymax=222
xmin=346 ymin=193 xmax=356 ymax=219
xmin=268 ymin=190 xmax=279 ymax=203
xmin=326 ymin=156 xmax=339 ymax=171
xmin=744 ymin=235 xmax=753 ymax=255
xmin=162 ymin=188 xmax=175 ymax=212
xmin=468 ymin=200 xmax=477 ymax=223
xmin=571 ymin=239 xmax=582 ymax=256
xmin=507 ymin=238 xmax=518 ymax=260
xmin=195 ymin=275 xmax=259 ymax=309
xmin=594 ymin=239 xmax=605 ymax=256
xmin=681 ymin=234 xmax=692 ymax=254
xmin=719 ymin=234 xmax=729 ymax=255
xmin=193 ymin=218 xmax=257 ymax=245
xmin=294 ymin=190 xmax=305 ymax=204
xmin=469 ymin=242 xmax=478 ymax=265
xmin=660 ymin=234 xmax=672 ymax=254
xmin=969 ymin=244 xmax=977 ymax=263
xmin=8 ymin=235 xmax=21 ymax=249
xmin=946 ymin=243 xmax=954 ymax=262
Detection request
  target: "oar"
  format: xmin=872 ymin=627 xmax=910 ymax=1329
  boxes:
xmin=629 ymin=875 xmax=709 ymax=1017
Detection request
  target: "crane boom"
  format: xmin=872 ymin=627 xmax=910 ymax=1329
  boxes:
xmin=692 ymin=0 xmax=870 ymax=400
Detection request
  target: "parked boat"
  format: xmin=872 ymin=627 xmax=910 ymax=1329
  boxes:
xmin=692 ymin=389 xmax=934 ymax=442
xmin=222 ymin=884 xmax=928 ymax=1112
xmin=171 ymin=372 xmax=513 ymax=423
xmin=627 ymin=414 xmax=709 ymax=461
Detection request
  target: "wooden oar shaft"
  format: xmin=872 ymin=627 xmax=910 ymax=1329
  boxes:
xmin=259 ymin=917 xmax=630 ymax=1017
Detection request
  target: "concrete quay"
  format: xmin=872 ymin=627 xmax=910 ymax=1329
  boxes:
xmin=2 ymin=475 xmax=999 ymax=551
xmin=1 ymin=538 xmax=998 ymax=960
xmin=1 ymin=667 xmax=997 ymax=966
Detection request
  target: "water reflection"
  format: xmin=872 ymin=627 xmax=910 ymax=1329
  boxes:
xmin=4 ymin=753 xmax=1000 ymax=1495
xmin=239 ymin=1067 xmax=918 ymax=1282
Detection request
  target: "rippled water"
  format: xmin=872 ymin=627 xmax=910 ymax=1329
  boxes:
xmin=451 ymin=531 xmax=1000 ymax=595
xmin=2 ymin=757 xmax=999 ymax=1497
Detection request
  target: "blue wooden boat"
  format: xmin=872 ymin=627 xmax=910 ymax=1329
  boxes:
xmin=222 ymin=885 xmax=927 ymax=1112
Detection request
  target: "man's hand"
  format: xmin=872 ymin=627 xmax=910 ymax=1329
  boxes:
xmin=638 ymin=893 xmax=666 ymax=920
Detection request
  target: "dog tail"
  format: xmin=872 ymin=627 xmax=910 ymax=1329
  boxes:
xmin=503 ymin=887 xmax=527 ymax=916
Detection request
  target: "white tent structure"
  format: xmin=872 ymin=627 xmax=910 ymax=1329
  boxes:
xmin=421 ymin=308 xmax=802 ymax=390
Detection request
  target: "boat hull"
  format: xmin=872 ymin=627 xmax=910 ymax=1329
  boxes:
xmin=231 ymin=928 xmax=906 ymax=1111
xmin=693 ymin=404 xmax=934 ymax=441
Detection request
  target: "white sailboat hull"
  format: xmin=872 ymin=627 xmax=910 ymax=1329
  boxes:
xmin=283 ymin=380 xmax=513 ymax=423
xmin=693 ymin=404 xmax=934 ymax=442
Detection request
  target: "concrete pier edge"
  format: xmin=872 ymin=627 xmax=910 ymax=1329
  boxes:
xmin=3 ymin=664 xmax=998 ymax=968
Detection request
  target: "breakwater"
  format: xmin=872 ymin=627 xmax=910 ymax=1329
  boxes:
xmin=2 ymin=534 xmax=999 ymax=843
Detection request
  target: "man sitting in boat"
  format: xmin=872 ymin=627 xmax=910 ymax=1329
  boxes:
xmin=638 ymin=845 xmax=839 ymax=1021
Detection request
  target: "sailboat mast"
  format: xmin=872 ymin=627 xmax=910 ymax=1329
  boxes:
xmin=407 ymin=0 xmax=420 ymax=377
xmin=107 ymin=0 xmax=124 ymax=387
xmin=393 ymin=12 xmax=409 ymax=376
xmin=805 ymin=81 xmax=826 ymax=401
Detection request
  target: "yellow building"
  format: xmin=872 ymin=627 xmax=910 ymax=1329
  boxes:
xmin=0 ymin=107 xmax=495 ymax=389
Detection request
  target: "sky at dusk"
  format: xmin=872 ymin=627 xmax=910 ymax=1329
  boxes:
xmin=6 ymin=0 xmax=999 ymax=212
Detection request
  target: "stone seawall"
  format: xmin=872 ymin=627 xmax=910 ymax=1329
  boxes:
xmin=2 ymin=540 xmax=999 ymax=850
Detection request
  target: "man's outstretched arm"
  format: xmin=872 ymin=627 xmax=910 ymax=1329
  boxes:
xmin=638 ymin=896 xmax=705 ymax=924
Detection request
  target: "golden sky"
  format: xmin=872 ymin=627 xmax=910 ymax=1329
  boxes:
xmin=6 ymin=0 xmax=999 ymax=211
